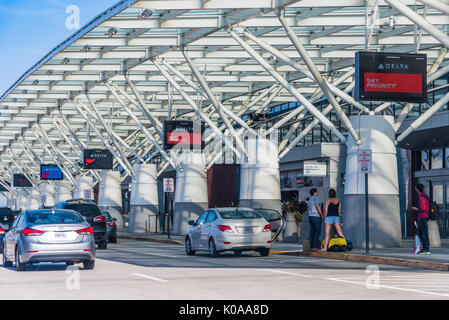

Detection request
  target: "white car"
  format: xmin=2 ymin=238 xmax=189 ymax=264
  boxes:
xmin=185 ymin=207 xmax=284 ymax=257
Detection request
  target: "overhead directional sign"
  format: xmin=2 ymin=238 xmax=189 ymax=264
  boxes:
xmin=83 ymin=149 xmax=113 ymax=170
xmin=13 ymin=174 xmax=32 ymax=187
xmin=355 ymin=51 xmax=427 ymax=103
xmin=40 ymin=164 xmax=64 ymax=181
xmin=163 ymin=120 xmax=205 ymax=150
xmin=357 ymin=149 xmax=372 ymax=174
xmin=303 ymin=162 xmax=327 ymax=177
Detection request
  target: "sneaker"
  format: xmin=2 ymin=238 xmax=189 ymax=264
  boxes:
xmin=417 ymin=250 xmax=426 ymax=255
xmin=425 ymin=251 xmax=431 ymax=255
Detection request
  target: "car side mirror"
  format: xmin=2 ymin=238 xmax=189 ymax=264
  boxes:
xmin=188 ymin=220 xmax=195 ymax=226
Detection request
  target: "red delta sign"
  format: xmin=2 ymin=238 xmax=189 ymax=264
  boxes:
xmin=355 ymin=52 xmax=427 ymax=103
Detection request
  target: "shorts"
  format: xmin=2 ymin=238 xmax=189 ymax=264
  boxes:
xmin=325 ymin=216 xmax=340 ymax=225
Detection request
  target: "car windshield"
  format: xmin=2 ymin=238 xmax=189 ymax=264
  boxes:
xmin=218 ymin=209 xmax=262 ymax=220
xmin=63 ymin=204 xmax=102 ymax=218
xmin=27 ymin=211 xmax=84 ymax=224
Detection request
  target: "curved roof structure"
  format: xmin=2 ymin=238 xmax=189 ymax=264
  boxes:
xmin=0 ymin=0 xmax=448 ymax=187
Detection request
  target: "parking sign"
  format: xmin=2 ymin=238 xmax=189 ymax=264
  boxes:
xmin=357 ymin=149 xmax=372 ymax=174
xmin=163 ymin=178 xmax=175 ymax=193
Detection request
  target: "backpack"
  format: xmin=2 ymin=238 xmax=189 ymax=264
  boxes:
xmin=323 ymin=235 xmax=348 ymax=252
xmin=421 ymin=194 xmax=439 ymax=221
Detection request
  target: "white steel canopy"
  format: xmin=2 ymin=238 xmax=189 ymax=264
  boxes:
xmin=0 ymin=0 xmax=449 ymax=187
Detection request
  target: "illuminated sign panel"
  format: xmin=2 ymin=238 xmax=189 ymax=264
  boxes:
xmin=163 ymin=120 xmax=205 ymax=150
xmin=83 ymin=149 xmax=113 ymax=170
xmin=40 ymin=164 xmax=64 ymax=180
xmin=355 ymin=51 xmax=427 ymax=103
xmin=13 ymin=174 xmax=32 ymax=187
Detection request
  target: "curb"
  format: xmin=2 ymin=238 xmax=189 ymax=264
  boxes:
xmin=278 ymin=250 xmax=449 ymax=272
xmin=117 ymin=235 xmax=184 ymax=246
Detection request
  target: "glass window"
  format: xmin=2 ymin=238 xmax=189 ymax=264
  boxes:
xmin=421 ymin=150 xmax=430 ymax=170
xmin=446 ymin=184 xmax=449 ymax=210
xmin=446 ymin=148 xmax=449 ymax=168
xmin=195 ymin=211 xmax=208 ymax=225
xmin=431 ymin=149 xmax=443 ymax=169
xmin=433 ymin=184 xmax=443 ymax=208
xmin=206 ymin=211 xmax=217 ymax=223
xmin=218 ymin=209 xmax=262 ymax=220
xmin=63 ymin=204 xmax=102 ymax=218
xmin=27 ymin=211 xmax=84 ymax=225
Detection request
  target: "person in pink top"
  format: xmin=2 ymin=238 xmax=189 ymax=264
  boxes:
xmin=411 ymin=183 xmax=431 ymax=255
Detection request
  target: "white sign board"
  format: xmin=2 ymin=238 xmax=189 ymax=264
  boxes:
xmin=303 ymin=162 xmax=327 ymax=177
xmin=163 ymin=178 xmax=175 ymax=193
xmin=357 ymin=149 xmax=372 ymax=174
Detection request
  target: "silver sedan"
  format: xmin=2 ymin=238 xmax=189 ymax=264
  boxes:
xmin=2 ymin=209 xmax=96 ymax=271
xmin=185 ymin=207 xmax=280 ymax=257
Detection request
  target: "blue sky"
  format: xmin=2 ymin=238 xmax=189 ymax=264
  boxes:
xmin=0 ymin=0 xmax=119 ymax=95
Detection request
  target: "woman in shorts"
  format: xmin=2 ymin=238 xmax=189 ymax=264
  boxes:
xmin=321 ymin=188 xmax=345 ymax=252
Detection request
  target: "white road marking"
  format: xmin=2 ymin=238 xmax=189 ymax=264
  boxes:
xmin=325 ymin=277 xmax=449 ymax=298
xmin=263 ymin=269 xmax=314 ymax=278
xmin=132 ymin=272 xmax=169 ymax=283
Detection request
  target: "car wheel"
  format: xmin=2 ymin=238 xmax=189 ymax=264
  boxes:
xmin=2 ymin=248 xmax=12 ymax=267
xmin=98 ymin=240 xmax=108 ymax=250
xmin=83 ymin=260 xmax=95 ymax=270
xmin=15 ymin=247 xmax=26 ymax=271
xmin=185 ymin=237 xmax=195 ymax=256
xmin=233 ymin=250 xmax=242 ymax=256
xmin=110 ymin=237 xmax=117 ymax=244
xmin=259 ymin=248 xmax=270 ymax=257
xmin=208 ymin=238 xmax=219 ymax=257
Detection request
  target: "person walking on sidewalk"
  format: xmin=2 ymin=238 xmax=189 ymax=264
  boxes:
xmin=411 ymin=183 xmax=431 ymax=255
xmin=307 ymin=188 xmax=323 ymax=251
xmin=321 ymin=188 xmax=345 ymax=252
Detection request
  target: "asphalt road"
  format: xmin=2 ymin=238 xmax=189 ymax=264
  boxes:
xmin=1 ymin=239 xmax=449 ymax=300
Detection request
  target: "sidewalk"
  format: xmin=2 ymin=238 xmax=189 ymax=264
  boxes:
xmin=117 ymin=231 xmax=449 ymax=271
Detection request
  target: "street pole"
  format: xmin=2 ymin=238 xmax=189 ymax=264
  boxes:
xmin=365 ymin=172 xmax=369 ymax=254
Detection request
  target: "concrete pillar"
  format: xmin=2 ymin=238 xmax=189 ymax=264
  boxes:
xmin=239 ymin=138 xmax=281 ymax=213
xmin=343 ymin=115 xmax=402 ymax=248
xmin=6 ymin=192 xmax=15 ymax=209
xmin=73 ymin=176 xmax=93 ymax=200
xmin=129 ymin=164 xmax=159 ymax=233
xmin=98 ymin=170 xmax=125 ymax=230
xmin=39 ymin=182 xmax=55 ymax=208
xmin=173 ymin=152 xmax=208 ymax=236
xmin=26 ymin=188 xmax=41 ymax=210
xmin=54 ymin=181 xmax=73 ymax=204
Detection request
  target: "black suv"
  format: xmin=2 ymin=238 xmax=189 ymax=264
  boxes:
xmin=54 ymin=199 xmax=108 ymax=249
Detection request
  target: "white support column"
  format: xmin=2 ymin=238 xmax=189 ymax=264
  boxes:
xmin=40 ymin=182 xmax=55 ymax=208
xmin=98 ymin=170 xmax=125 ymax=230
xmin=343 ymin=115 xmax=402 ymax=248
xmin=153 ymin=59 xmax=243 ymax=160
xmin=129 ymin=163 xmax=159 ymax=233
xmin=173 ymin=151 xmax=208 ymax=236
xmin=228 ymin=28 xmax=347 ymax=143
xmin=54 ymin=181 xmax=73 ymax=204
xmin=239 ymin=138 xmax=281 ymax=214
xmin=26 ymin=187 xmax=41 ymax=210
xmin=385 ymin=0 xmax=449 ymax=49
xmin=16 ymin=189 xmax=28 ymax=211
xmin=277 ymin=14 xmax=363 ymax=145
xmin=73 ymin=176 xmax=94 ymax=200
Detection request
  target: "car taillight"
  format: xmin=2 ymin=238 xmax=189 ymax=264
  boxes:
xmin=263 ymin=224 xmax=272 ymax=232
xmin=0 ymin=227 xmax=5 ymax=235
xmin=23 ymin=228 xmax=45 ymax=236
xmin=107 ymin=221 xmax=115 ymax=227
xmin=217 ymin=225 xmax=232 ymax=233
xmin=76 ymin=227 xmax=94 ymax=235
xmin=94 ymin=216 xmax=106 ymax=222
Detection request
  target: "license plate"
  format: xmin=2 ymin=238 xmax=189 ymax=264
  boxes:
xmin=242 ymin=227 xmax=254 ymax=234
xmin=54 ymin=232 xmax=66 ymax=239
